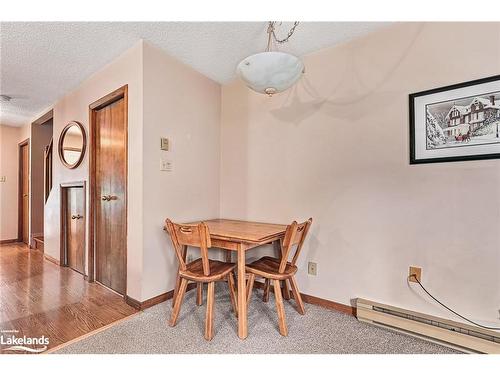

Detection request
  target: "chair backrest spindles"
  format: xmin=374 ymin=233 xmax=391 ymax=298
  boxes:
xmin=164 ymin=219 xmax=212 ymax=276
xmin=278 ymin=218 xmax=312 ymax=274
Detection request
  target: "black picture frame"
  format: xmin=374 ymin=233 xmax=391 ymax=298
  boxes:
xmin=409 ymin=75 xmax=500 ymax=164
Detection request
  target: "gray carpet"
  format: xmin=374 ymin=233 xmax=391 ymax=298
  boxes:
xmin=55 ymin=284 xmax=460 ymax=354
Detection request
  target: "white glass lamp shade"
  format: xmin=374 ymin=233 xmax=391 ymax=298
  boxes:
xmin=236 ymin=52 xmax=304 ymax=96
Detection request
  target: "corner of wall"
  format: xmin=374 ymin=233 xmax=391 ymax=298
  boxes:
xmin=139 ymin=42 xmax=222 ymax=301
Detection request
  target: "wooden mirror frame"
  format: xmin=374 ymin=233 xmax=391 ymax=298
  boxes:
xmin=58 ymin=121 xmax=87 ymax=169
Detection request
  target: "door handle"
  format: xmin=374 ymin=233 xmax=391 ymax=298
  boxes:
xmin=23 ymin=194 xmax=28 ymax=197
xmin=101 ymin=195 xmax=117 ymax=201
xmin=71 ymin=214 xmax=83 ymax=220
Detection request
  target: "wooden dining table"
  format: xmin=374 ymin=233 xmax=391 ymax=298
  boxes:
xmin=186 ymin=218 xmax=287 ymax=339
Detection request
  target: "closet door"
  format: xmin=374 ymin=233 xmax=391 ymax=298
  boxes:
xmin=65 ymin=187 xmax=85 ymax=274
xmin=94 ymin=94 xmax=127 ymax=295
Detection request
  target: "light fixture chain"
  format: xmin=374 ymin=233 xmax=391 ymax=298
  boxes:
xmin=269 ymin=21 xmax=300 ymax=44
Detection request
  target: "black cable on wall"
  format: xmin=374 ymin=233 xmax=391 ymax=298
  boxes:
xmin=409 ymin=274 xmax=500 ymax=331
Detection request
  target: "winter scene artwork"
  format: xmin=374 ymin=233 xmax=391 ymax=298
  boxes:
xmin=426 ymin=92 xmax=500 ymax=150
xmin=410 ymin=76 xmax=500 ymax=164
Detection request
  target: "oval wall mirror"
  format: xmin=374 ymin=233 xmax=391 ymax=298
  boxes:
xmin=58 ymin=121 xmax=86 ymax=169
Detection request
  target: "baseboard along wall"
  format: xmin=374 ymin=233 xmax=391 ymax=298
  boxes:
xmin=39 ymin=248 xmax=355 ymax=316
xmin=43 ymin=253 xmax=61 ymax=266
xmin=253 ymin=280 xmax=356 ymax=316
xmin=0 ymin=239 xmax=19 ymax=244
xmin=125 ymin=279 xmax=356 ymax=316
xmin=126 ymin=283 xmax=197 ymax=310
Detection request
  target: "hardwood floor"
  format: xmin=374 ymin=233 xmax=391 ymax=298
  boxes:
xmin=0 ymin=242 xmax=138 ymax=353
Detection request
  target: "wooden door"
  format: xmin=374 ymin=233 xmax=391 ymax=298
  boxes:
xmin=94 ymin=92 xmax=127 ymax=295
xmin=65 ymin=187 xmax=85 ymax=274
xmin=19 ymin=141 xmax=29 ymax=244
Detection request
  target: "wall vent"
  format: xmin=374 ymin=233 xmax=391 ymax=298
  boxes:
xmin=356 ymin=298 xmax=500 ymax=354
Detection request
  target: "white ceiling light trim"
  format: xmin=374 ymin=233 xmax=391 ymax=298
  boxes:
xmin=236 ymin=22 xmax=304 ymax=96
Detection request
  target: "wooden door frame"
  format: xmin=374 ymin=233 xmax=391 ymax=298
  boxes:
xmin=88 ymin=85 xmax=128 ymax=289
xmin=60 ymin=181 xmax=86 ymax=274
xmin=32 ymin=109 xmax=53 ymax=126
xmin=18 ymin=138 xmax=30 ymax=243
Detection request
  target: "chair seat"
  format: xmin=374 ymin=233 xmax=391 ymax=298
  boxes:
xmin=180 ymin=258 xmax=236 ymax=282
xmin=246 ymin=256 xmax=297 ymax=280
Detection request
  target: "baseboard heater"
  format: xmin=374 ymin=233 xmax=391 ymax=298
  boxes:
xmin=356 ymin=298 xmax=500 ymax=354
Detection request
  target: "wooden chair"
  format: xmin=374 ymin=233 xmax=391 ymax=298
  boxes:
xmin=164 ymin=219 xmax=238 ymax=340
xmin=245 ymin=218 xmax=312 ymax=336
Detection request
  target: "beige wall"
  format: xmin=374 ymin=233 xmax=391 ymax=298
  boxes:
xmin=44 ymin=40 xmax=144 ymax=299
xmin=40 ymin=40 xmax=221 ymax=301
xmin=141 ymin=43 xmax=221 ymax=300
xmin=220 ymin=23 xmax=500 ymax=324
xmin=12 ymin=23 xmax=499 ymax=321
xmin=0 ymin=125 xmax=21 ymax=240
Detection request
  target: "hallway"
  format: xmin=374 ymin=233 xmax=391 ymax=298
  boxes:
xmin=0 ymin=243 xmax=138 ymax=353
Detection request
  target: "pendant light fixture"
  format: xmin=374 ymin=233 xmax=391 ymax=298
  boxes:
xmin=237 ymin=22 xmax=304 ymax=97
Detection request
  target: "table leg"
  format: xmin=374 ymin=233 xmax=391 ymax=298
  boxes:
xmin=237 ymin=243 xmax=248 ymax=339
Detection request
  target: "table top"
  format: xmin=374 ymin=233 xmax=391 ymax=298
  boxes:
xmin=186 ymin=219 xmax=287 ymax=244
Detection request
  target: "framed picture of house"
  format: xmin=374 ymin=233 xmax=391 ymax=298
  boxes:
xmin=409 ymin=75 xmax=500 ymax=164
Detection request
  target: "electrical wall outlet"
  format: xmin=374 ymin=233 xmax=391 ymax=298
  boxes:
xmin=0 ymin=176 xmax=6 ymax=182
xmin=308 ymin=261 xmax=317 ymax=276
xmin=409 ymin=266 xmax=422 ymax=283
xmin=186 ymin=254 xmax=194 ymax=263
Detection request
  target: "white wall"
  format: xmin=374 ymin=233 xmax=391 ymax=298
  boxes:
xmin=43 ymin=41 xmax=144 ymax=299
xmin=37 ymin=40 xmax=220 ymax=302
xmin=14 ymin=23 xmax=499 ymax=323
xmin=220 ymin=23 xmax=500 ymax=325
xmin=141 ymin=43 xmax=221 ymax=300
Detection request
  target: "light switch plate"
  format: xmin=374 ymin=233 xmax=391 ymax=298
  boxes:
xmin=160 ymin=159 xmax=173 ymax=172
xmin=160 ymin=137 xmax=169 ymax=151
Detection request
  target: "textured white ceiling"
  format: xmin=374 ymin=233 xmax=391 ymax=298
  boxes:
xmin=0 ymin=22 xmax=389 ymax=126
